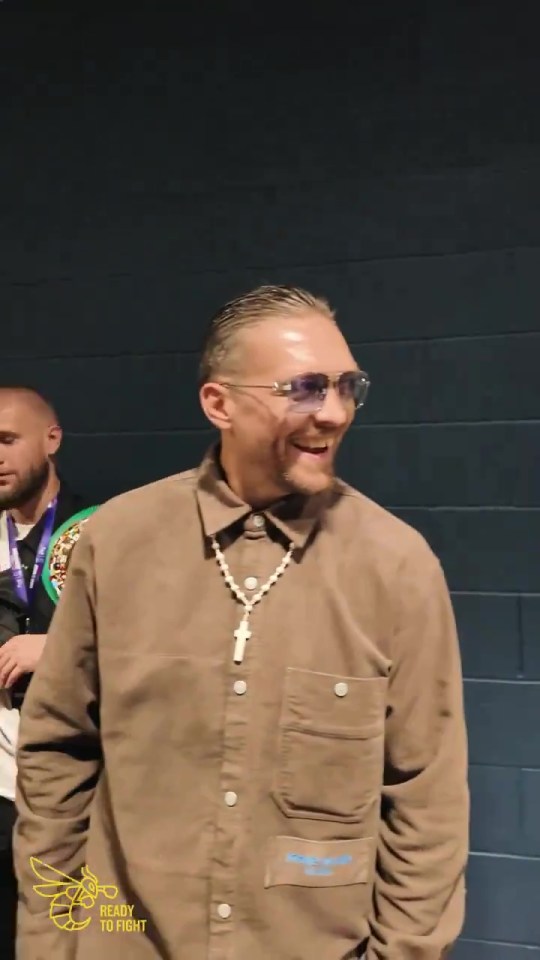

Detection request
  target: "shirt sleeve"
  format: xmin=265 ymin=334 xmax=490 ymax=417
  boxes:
xmin=13 ymin=531 xmax=101 ymax=960
xmin=366 ymin=543 xmax=469 ymax=959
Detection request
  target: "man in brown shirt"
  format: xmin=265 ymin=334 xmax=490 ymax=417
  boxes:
xmin=14 ymin=285 xmax=469 ymax=960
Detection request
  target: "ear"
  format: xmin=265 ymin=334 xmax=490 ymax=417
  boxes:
xmin=46 ymin=424 xmax=63 ymax=457
xmin=199 ymin=382 xmax=233 ymax=431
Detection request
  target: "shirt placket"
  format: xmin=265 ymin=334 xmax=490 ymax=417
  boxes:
xmin=207 ymin=513 xmax=269 ymax=960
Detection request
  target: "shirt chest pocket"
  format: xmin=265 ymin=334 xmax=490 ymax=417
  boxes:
xmin=272 ymin=668 xmax=387 ymax=823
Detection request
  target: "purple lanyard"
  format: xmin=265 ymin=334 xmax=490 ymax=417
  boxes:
xmin=6 ymin=498 xmax=58 ymax=618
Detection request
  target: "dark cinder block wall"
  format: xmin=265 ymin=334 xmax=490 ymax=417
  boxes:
xmin=1 ymin=2 xmax=539 ymax=955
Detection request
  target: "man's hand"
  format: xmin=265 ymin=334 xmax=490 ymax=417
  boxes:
xmin=0 ymin=634 xmax=47 ymax=688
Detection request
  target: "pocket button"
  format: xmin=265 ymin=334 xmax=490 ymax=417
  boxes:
xmin=334 ymin=681 xmax=349 ymax=697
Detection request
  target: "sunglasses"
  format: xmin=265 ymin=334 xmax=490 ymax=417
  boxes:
xmin=220 ymin=370 xmax=370 ymax=413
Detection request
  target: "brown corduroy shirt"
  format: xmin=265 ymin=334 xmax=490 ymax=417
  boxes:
xmin=14 ymin=449 xmax=468 ymax=960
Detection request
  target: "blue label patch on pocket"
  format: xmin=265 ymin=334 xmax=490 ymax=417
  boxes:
xmin=285 ymin=852 xmax=353 ymax=876
xmin=265 ymin=836 xmax=371 ymax=888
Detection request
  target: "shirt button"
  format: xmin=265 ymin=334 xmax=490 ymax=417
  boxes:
xmin=252 ymin=514 xmax=265 ymax=529
xmin=233 ymin=680 xmax=247 ymax=695
xmin=217 ymin=903 xmax=232 ymax=920
xmin=334 ymin=681 xmax=349 ymax=697
xmin=224 ymin=791 xmax=238 ymax=807
xmin=244 ymin=576 xmax=258 ymax=590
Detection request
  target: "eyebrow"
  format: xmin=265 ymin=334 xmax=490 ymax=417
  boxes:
xmin=0 ymin=431 xmax=19 ymax=440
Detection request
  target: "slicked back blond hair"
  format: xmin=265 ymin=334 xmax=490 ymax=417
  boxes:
xmin=198 ymin=284 xmax=336 ymax=385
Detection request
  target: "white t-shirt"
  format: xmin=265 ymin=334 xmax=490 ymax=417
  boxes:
xmin=0 ymin=511 xmax=34 ymax=801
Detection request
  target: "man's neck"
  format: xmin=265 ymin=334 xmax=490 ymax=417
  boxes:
xmin=9 ymin=472 xmax=60 ymax=526
xmin=218 ymin=447 xmax=282 ymax=509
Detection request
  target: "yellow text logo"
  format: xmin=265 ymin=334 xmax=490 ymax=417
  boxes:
xmin=30 ymin=858 xmax=147 ymax=934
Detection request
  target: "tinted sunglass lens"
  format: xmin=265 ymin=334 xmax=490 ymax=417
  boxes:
xmin=289 ymin=374 xmax=327 ymax=409
xmin=338 ymin=373 xmax=369 ymax=408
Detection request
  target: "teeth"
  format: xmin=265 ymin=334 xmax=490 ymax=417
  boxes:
xmin=296 ymin=442 xmax=328 ymax=450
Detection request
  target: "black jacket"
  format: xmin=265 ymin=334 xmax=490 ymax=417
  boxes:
xmin=0 ymin=483 xmax=89 ymax=702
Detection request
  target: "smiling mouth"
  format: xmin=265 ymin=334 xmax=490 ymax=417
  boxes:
xmin=291 ymin=441 xmax=330 ymax=456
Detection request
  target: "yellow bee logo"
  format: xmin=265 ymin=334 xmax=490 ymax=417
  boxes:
xmin=30 ymin=857 xmax=118 ymax=931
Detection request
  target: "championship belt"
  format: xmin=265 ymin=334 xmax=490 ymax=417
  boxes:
xmin=42 ymin=506 xmax=99 ymax=604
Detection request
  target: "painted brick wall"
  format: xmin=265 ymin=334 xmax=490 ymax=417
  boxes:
xmin=2 ymin=3 xmax=539 ymax=955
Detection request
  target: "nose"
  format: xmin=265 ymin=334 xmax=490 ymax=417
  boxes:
xmin=313 ymin=386 xmax=350 ymax=427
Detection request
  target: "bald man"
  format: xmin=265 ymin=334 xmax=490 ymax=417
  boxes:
xmin=0 ymin=387 xmax=88 ymax=958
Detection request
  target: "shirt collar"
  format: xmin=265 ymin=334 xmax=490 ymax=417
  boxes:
xmin=195 ymin=445 xmax=333 ymax=551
